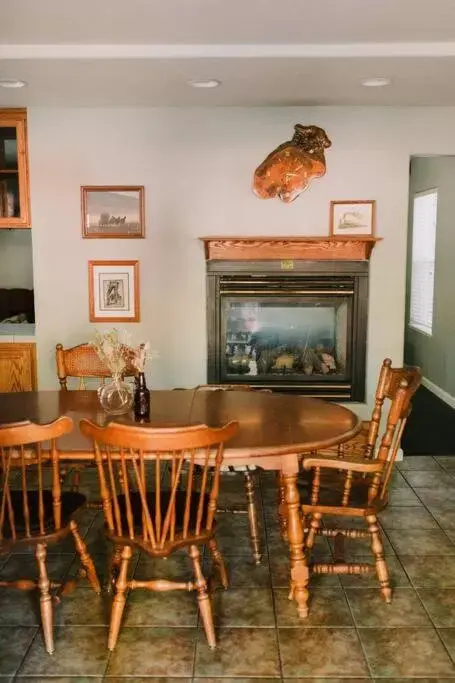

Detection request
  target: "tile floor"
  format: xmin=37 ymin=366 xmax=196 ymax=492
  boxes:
xmin=0 ymin=455 xmax=455 ymax=681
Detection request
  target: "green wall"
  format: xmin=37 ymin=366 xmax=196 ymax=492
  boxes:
xmin=405 ymin=156 xmax=455 ymax=397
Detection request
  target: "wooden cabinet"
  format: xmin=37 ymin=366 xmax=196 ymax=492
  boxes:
xmin=0 ymin=343 xmax=37 ymax=392
xmin=0 ymin=109 xmax=30 ymax=228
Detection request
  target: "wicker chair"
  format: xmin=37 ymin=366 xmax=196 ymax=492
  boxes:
xmin=56 ymin=342 xmax=136 ymax=390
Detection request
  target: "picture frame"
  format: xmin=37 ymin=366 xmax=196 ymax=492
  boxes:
xmin=81 ymin=186 xmax=145 ymax=238
xmin=330 ymin=200 xmax=376 ymax=237
xmin=88 ymin=260 xmax=140 ymax=322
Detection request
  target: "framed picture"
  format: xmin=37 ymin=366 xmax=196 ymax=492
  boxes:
xmin=88 ymin=260 xmax=140 ymax=322
xmin=330 ymin=200 xmax=376 ymax=237
xmin=81 ymin=186 xmax=145 ymax=238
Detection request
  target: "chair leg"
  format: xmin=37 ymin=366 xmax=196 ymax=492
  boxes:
xmin=208 ymin=537 xmax=229 ymax=589
xmin=366 ymin=513 xmax=392 ymax=603
xmin=189 ymin=544 xmax=216 ymax=649
xmin=70 ymin=520 xmax=101 ymax=594
xmin=108 ymin=543 xmax=123 ymax=593
xmin=108 ymin=545 xmax=132 ymax=651
xmin=35 ymin=543 xmax=54 ymax=655
xmin=276 ymin=471 xmax=288 ymax=541
xmin=244 ymin=471 xmax=261 ymax=565
xmin=305 ymin=512 xmax=322 ymax=551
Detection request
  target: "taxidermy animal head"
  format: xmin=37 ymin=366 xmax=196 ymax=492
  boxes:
xmin=253 ymin=124 xmax=331 ymax=203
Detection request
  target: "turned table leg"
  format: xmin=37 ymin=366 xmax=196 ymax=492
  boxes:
xmin=276 ymin=471 xmax=288 ymax=541
xmin=282 ymin=470 xmax=309 ymax=618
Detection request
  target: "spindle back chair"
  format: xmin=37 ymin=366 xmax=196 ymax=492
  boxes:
xmin=298 ymin=371 xmax=421 ymax=615
xmin=80 ymin=418 xmax=238 ymax=651
xmin=0 ymin=417 xmax=100 ymax=654
xmin=194 ymin=384 xmax=272 ymax=565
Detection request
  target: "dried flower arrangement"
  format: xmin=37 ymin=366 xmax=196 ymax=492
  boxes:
xmin=91 ymin=329 xmax=155 ymax=379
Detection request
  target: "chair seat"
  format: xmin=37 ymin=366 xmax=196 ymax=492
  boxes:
xmin=117 ymin=490 xmax=210 ymax=533
xmin=2 ymin=490 xmax=86 ymax=538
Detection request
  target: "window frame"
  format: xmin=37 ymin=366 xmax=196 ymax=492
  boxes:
xmin=408 ymin=187 xmax=438 ymax=337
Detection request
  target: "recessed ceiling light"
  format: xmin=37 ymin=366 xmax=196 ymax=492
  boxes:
xmin=361 ymin=77 xmax=391 ymax=88
xmin=0 ymin=79 xmax=27 ymax=89
xmin=187 ymin=79 xmax=221 ymax=89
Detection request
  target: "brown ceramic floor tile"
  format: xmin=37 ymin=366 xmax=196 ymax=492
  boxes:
xmin=427 ymin=505 xmax=455 ymax=529
xmin=379 ymin=505 xmax=439 ymax=529
xmin=387 ymin=528 xmax=455 ymax=556
xmin=274 ymin=587 xmax=353 ymax=627
xmin=387 ymin=487 xmax=423 ymax=506
xmin=194 ymin=627 xmax=280 ymax=677
xmin=194 ymin=679 xmax=279 ymax=683
xmin=400 ymin=555 xmax=455 ymax=588
xmin=389 ymin=471 xmax=412 ymax=489
xmin=16 ymin=678 xmax=103 ymax=683
xmin=345 ymin=586 xmax=431 ymax=627
xmin=278 ymin=627 xmax=369 ymax=677
xmin=0 ymin=588 xmax=39 ymax=626
xmin=328 ymin=532 xmax=395 ymax=558
xmin=55 ymin=588 xmax=110 ymax=626
xmin=18 ymin=626 xmax=109 ymax=677
xmin=134 ymin=551 xmax=194 ymax=582
xmin=0 ymin=553 xmax=74 ymax=582
xmin=402 ymin=470 xmax=455 ymax=488
xmin=339 ymin=555 xmax=410 ymax=588
xmin=435 ymin=456 xmax=455 ymax=471
xmin=205 ymin=553 xmax=271 ymax=588
xmin=414 ymin=487 xmax=455 ymax=507
xmin=0 ymin=626 xmax=37 ymax=677
xmin=106 ymin=627 xmax=196 ymax=677
xmin=212 ymin=586 xmax=275 ymax=627
xmin=123 ymin=587 xmax=198 ymax=627
xmin=398 ymin=455 xmax=442 ymax=470
xmin=283 ymin=679 xmax=371 ymax=683
xmin=437 ymin=628 xmax=455 ymax=662
xmin=359 ymin=627 xmax=455 ymax=677
xmin=417 ymin=588 xmax=455 ymax=627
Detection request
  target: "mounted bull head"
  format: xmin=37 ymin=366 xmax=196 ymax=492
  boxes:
xmin=253 ymin=124 xmax=331 ymax=203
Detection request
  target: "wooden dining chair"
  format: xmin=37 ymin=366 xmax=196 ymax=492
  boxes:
xmin=296 ymin=369 xmax=421 ymax=615
xmin=194 ymin=384 xmax=272 ymax=565
xmin=276 ymin=360 xmax=422 ymax=539
xmin=79 ymin=418 xmax=238 ymax=650
xmin=56 ymin=342 xmax=136 ymax=390
xmin=0 ymin=417 xmax=101 ymax=655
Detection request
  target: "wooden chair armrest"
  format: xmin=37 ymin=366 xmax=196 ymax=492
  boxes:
xmin=302 ymin=456 xmax=385 ymax=474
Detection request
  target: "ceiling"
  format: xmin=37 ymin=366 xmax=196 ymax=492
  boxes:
xmin=2 ymin=0 xmax=455 ymax=106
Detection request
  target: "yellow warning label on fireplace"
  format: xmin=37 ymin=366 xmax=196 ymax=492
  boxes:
xmin=281 ymin=260 xmax=294 ymax=270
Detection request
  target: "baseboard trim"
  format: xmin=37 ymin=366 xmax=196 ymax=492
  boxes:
xmin=421 ymin=376 xmax=455 ymax=410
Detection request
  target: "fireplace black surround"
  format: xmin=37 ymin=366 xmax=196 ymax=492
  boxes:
xmin=205 ymin=258 xmax=369 ymax=401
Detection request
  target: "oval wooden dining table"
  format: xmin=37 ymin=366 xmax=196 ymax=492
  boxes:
xmin=0 ymin=388 xmax=361 ymax=618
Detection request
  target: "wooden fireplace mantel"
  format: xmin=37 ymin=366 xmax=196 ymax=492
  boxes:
xmin=200 ymin=236 xmax=381 ymax=261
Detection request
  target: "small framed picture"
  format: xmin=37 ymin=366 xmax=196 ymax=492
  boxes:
xmin=330 ymin=200 xmax=376 ymax=237
xmin=82 ymin=186 xmax=145 ymax=238
xmin=88 ymin=260 xmax=140 ymax=322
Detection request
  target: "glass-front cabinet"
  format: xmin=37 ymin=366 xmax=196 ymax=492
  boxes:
xmin=0 ymin=109 xmax=30 ymax=228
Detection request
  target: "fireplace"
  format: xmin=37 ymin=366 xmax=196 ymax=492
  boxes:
xmin=202 ymin=237 xmax=378 ymax=401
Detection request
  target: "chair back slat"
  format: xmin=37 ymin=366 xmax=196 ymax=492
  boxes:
xmin=80 ymin=419 xmax=238 ymax=554
xmin=0 ymin=417 xmax=73 ymax=545
xmin=364 ymin=361 xmax=422 ymax=459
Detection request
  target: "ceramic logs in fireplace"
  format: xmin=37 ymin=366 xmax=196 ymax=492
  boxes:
xmin=205 ymin=255 xmax=369 ymax=401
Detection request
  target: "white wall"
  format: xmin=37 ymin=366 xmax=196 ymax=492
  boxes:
xmin=0 ymin=229 xmax=34 ymax=289
xmin=27 ymin=106 xmax=455 ymax=417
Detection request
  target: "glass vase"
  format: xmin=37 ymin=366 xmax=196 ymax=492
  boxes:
xmin=97 ymin=376 xmax=134 ymax=415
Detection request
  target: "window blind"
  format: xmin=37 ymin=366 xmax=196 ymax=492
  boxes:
xmin=409 ymin=189 xmax=437 ymax=335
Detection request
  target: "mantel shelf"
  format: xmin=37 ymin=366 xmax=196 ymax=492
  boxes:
xmin=199 ymin=236 xmax=381 ymax=262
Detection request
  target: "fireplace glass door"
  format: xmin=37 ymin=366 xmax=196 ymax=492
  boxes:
xmin=221 ymin=295 xmax=352 ymax=384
